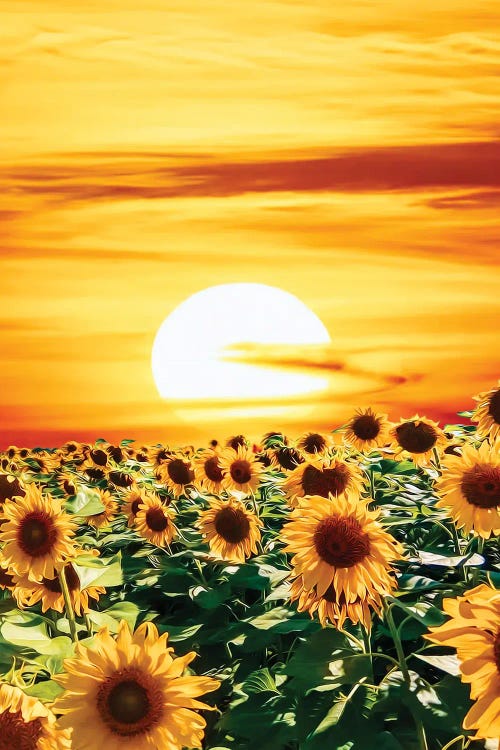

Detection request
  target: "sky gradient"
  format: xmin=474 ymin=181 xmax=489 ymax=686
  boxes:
xmin=1 ymin=0 xmax=499 ymax=448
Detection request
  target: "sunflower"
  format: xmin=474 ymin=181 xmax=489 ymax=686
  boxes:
xmin=226 ymin=434 xmax=249 ymax=450
xmin=0 ymin=682 xmax=71 ymax=750
xmin=282 ymin=456 xmax=366 ymax=507
xmin=194 ymin=449 xmax=226 ymax=494
xmin=150 ymin=445 xmax=174 ymax=468
xmin=0 ymin=566 xmax=15 ymax=591
xmin=290 ymin=574 xmax=382 ymax=630
xmin=57 ymin=473 xmax=78 ymax=497
xmin=426 ymin=584 xmax=500 ymax=739
xmin=0 ymin=472 xmax=26 ymax=507
xmin=472 ymin=380 xmax=500 ymax=441
xmin=197 ymin=497 xmax=263 ymax=563
xmin=134 ymin=495 xmax=178 ymax=548
xmin=12 ymin=559 xmax=105 ymax=615
xmin=389 ymin=414 xmax=447 ymax=466
xmin=0 ymin=484 xmax=76 ymax=582
xmin=281 ymin=494 xmax=403 ymax=602
xmin=219 ymin=446 xmax=263 ymax=495
xmin=435 ymin=440 xmax=500 ymax=538
xmin=121 ymin=486 xmax=149 ymax=527
xmin=85 ymin=489 xmax=118 ymax=529
xmin=344 ymin=407 xmax=392 ymax=453
xmin=159 ymin=455 xmax=195 ymax=497
xmin=52 ymin=619 xmax=220 ymax=750
xmin=296 ymin=431 xmax=333 ymax=458
xmin=272 ymin=446 xmax=305 ymax=472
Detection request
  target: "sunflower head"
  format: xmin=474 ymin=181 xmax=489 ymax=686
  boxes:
xmin=0 ymin=473 xmax=26 ymax=507
xmin=226 ymin=434 xmax=248 ymax=450
xmin=0 ymin=683 xmax=72 ymax=750
xmin=197 ymin=497 xmax=263 ymax=563
xmin=219 ymin=445 xmax=263 ymax=495
xmin=86 ymin=489 xmax=118 ymax=529
xmin=344 ymin=407 xmax=391 ymax=452
xmin=390 ymin=415 xmax=447 ymax=466
xmin=296 ymin=432 xmax=333 ymax=458
xmin=282 ymin=457 xmax=366 ymax=507
xmin=53 ymin=620 xmax=220 ymax=750
xmin=134 ymin=495 xmax=177 ymax=548
xmin=472 ymin=380 xmax=500 ymax=442
xmin=160 ymin=455 xmax=195 ymax=497
xmin=273 ymin=446 xmax=305 ymax=472
xmin=194 ymin=449 xmax=226 ymax=494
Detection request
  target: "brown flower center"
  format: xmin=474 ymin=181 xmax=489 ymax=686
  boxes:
xmin=0 ymin=568 xmax=14 ymax=589
xmin=155 ymin=448 xmax=170 ymax=464
xmin=313 ymin=516 xmax=371 ymax=567
xmin=227 ymin=435 xmax=247 ymax=450
xmin=351 ymin=414 xmax=380 ymax=441
xmin=0 ymin=709 xmax=43 ymax=750
xmin=167 ymin=459 xmax=194 ymax=486
xmin=494 ymin=630 xmax=500 ymax=674
xmin=214 ymin=506 xmax=250 ymax=544
xmin=19 ymin=449 xmax=29 ymax=459
xmin=86 ymin=467 xmax=106 ymax=481
xmin=395 ymin=421 xmax=438 ymax=454
xmin=204 ymin=456 xmax=224 ymax=483
xmin=129 ymin=495 xmax=142 ymax=516
xmin=91 ymin=449 xmax=108 ymax=467
xmin=461 ymin=464 xmax=500 ymax=509
xmin=301 ymin=464 xmax=351 ymax=497
xmin=488 ymin=389 xmax=500 ymax=424
xmin=0 ymin=475 xmax=25 ymax=504
xmin=63 ymin=479 xmax=76 ymax=495
xmin=276 ymin=447 xmax=304 ymax=471
xmin=229 ymin=459 xmax=252 ymax=485
xmin=43 ymin=564 xmax=80 ymax=593
xmin=17 ymin=511 xmax=57 ymax=558
xmin=145 ymin=507 xmax=168 ymax=532
xmin=108 ymin=446 xmax=124 ymax=463
xmin=302 ymin=434 xmax=327 ymax=453
xmin=108 ymin=471 xmax=133 ymax=487
xmin=96 ymin=668 xmax=163 ymax=736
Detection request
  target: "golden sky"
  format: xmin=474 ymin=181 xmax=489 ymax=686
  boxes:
xmin=1 ymin=0 xmax=499 ymax=448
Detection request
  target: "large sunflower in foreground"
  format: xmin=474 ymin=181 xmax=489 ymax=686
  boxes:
xmin=282 ymin=456 xmax=366 ymax=507
xmin=12 ymin=559 xmax=105 ymax=615
xmin=159 ymin=455 xmax=195 ymax=497
xmin=435 ymin=440 xmax=500 ymax=538
xmin=343 ymin=407 xmax=391 ymax=453
xmin=134 ymin=495 xmax=178 ymax=548
xmin=194 ymin=449 xmax=226 ymax=494
xmin=0 ymin=485 xmax=76 ymax=582
xmin=197 ymin=497 xmax=263 ymax=563
xmin=289 ymin=574 xmax=384 ymax=630
xmin=0 ymin=682 xmax=71 ymax=750
xmin=53 ymin=620 xmax=220 ymax=750
xmin=389 ymin=414 xmax=447 ymax=466
xmin=426 ymin=584 xmax=500 ymax=739
xmin=472 ymin=380 xmax=500 ymax=441
xmin=219 ymin=446 xmax=263 ymax=495
xmin=281 ymin=494 xmax=403 ymax=600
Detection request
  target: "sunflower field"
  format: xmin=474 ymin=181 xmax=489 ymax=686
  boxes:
xmin=0 ymin=384 xmax=499 ymax=750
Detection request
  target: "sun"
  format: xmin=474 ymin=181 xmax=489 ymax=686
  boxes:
xmin=151 ymin=283 xmax=330 ymax=402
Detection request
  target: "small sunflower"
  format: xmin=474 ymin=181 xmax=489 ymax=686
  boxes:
xmin=0 ymin=682 xmax=71 ymax=750
xmin=0 ymin=566 xmax=15 ymax=591
xmin=390 ymin=414 xmax=447 ymax=466
xmin=121 ymin=486 xmax=149 ymax=527
xmin=12 ymin=560 xmax=105 ymax=615
xmin=134 ymin=495 xmax=177 ymax=548
xmin=0 ymin=484 xmax=76 ymax=582
xmin=281 ymin=494 xmax=403 ymax=601
xmin=197 ymin=497 xmax=263 ymax=563
xmin=0 ymin=472 xmax=26 ymax=508
xmin=194 ymin=449 xmax=226 ymax=494
xmin=282 ymin=456 xmax=366 ymax=507
xmin=290 ymin=574 xmax=382 ymax=630
xmin=150 ymin=445 xmax=174 ymax=468
xmin=57 ymin=473 xmax=78 ymax=497
xmin=85 ymin=489 xmax=118 ymax=529
xmin=226 ymin=434 xmax=249 ymax=450
xmin=296 ymin=431 xmax=333 ymax=458
xmin=53 ymin=619 xmax=220 ymax=750
xmin=219 ymin=446 xmax=263 ymax=495
xmin=344 ymin=407 xmax=391 ymax=452
xmin=272 ymin=446 xmax=305 ymax=472
xmin=159 ymin=455 xmax=195 ymax=497
xmin=426 ymin=584 xmax=500 ymax=740
xmin=435 ymin=441 xmax=500 ymax=538
xmin=472 ymin=380 xmax=500 ymax=441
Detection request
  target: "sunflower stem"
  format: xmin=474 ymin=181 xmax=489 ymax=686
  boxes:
xmin=59 ymin=566 xmax=78 ymax=642
xmin=362 ymin=625 xmax=373 ymax=680
xmin=472 ymin=537 xmax=484 ymax=586
xmin=383 ymin=600 xmax=428 ymax=750
xmin=84 ymin=612 xmax=93 ymax=637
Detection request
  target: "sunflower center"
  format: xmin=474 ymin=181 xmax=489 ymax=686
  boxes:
xmin=488 ymin=390 xmax=500 ymax=424
xmin=91 ymin=449 xmax=108 ymax=467
xmin=228 ymin=435 xmax=247 ymax=450
xmin=229 ymin=460 xmax=252 ymax=485
xmin=302 ymin=434 xmax=327 ymax=453
xmin=0 ymin=709 xmax=43 ymax=750
xmin=214 ymin=506 xmax=250 ymax=544
xmin=352 ymin=415 xmax=380 ymax=441
xmin=130 ymin=496 xmax=142 ymax=516
xmin=145 ymin=507 xmax=168 ymax=532
xmin=494 ymin=630 xmax=500 ymax=674
xmin=461 ymin=464 xmax=500 ymax=509
xmin=167 ymin=459 xmax=194 ymax=486
xmin=97 ymin=668 xmax=163 ymax=736
xmin=314 ymin=516 xmax=371 ymax=567
xmin=108 ymin=446 xmax=123 ymax=463
xmin=86 ymin=467 xmax=106 ymax=481
xmin=276 ymin=447 xmax=304 ymax=471
xmin=395 ymin=421 xmax=438 ymax=453
xmin=204 ymin=456 xmax=224 ymax=483
xmin=43 ymin=564 xmax=80 ymax=594
xmin=301 ymin=464 xmax=350 ymax=498
xmin=17 ymin=512 xmax=57 ymax=558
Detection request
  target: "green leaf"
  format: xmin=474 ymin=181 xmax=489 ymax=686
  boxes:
xmin=73 ymin=553 xmax=123 ymax=589
xmin=24 ymin=680 xmax=64 ymax=701
xmin=87 ymin=601 xmax=139 ymax=632
xmin=1 ymin=622 xmax=73 ymax=657
xmin=243 ymin=668 xmax=280 ymax=695
xmin=283 ymin=628 xmax=348 ymax=694
xmin=413 ymin=653 xmax=461 ymax=676
xmin=65 ymin=488 xmax=105 ymax=516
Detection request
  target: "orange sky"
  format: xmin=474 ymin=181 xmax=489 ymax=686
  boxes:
xmin=1 ymin=0 xmax=499 ymax=449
